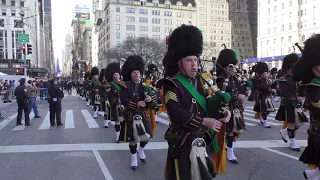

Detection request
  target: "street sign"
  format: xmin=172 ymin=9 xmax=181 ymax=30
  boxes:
xmin=18 ymin=33 xmax=30 ymax=43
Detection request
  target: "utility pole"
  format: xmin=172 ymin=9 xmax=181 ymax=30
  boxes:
xmin=35 ymin=1 xmax=39 ymax=68
xmin=20 ymin=12 xmax=27 ymax=79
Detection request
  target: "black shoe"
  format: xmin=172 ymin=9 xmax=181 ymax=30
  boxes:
xmin=57 ymin=123 xmax=63 ymax=126
xmin=35 ymin=116 xmax=41 ymax=118
xmin=25 ymin=124 xmax=31 ymax=126
xmin=51 ymin=124 xmax=56 ymax=126
xmin=131 ymin=166 xmax=137 ymax=170
xmin=140 ymin=158 xmax=146 ymax=163
xmin=228 ymin=159 xmax=238 ymax=164
xmin=16 ymin=123 xmax=23 ymax=126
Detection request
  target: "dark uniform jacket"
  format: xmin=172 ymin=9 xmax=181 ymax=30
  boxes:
xmin=48 ymin=84 xmax=64 ymax=102
xmin=14 ymin=84 xmax=28 ymax=103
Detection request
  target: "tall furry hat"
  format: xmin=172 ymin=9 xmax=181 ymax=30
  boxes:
xmin=121 ymin=55 xmax=145 ymax=81
xmin=281 ymin=53 xmax=299 ymax=73
xmin=270 ymin=67 xmax=278 ymax=75
xmin=105 ymin=62 xmax=121 ymax=82
xmin=255 ymin=62 xmax=269 ymax=75
xmin=163 ymin=25 xmax=203 ymax=77
xmin=91 ymin=67 xmax=99 ymax=76
xmin=216 ymin=49 xmax=238 ymax=75
xmin=145 ymin=63 xmax=158 ymax=76
xmin=293 ymin=34 xmax=320 ymax=82
xmin=84 ymin=72 xmax=91 ymax=79
xmin=99 ymin=68 xmax=106 ymax=82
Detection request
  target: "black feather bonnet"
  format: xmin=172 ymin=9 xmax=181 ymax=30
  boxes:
xmin=163 ymin=25 xmax=203 ymax=77
xmin=99 ymin=68 xmax=106 ymax=82
xmin=216 ymin=49 xmax=238 ymax=75
xmin=255 ymin=62 xmax=269 ymax=75
xmin=121 ymin=55 xmax=145 ymax=81
xmin=84 ymin=72 xmax=91 ymax=79
xmin=281 ymin=53 xmax=299 ymax=73
xmin=91 ymin=67 xmax=99 ymax=76
xmin=105 ymin=62 xmax=121 ymax=82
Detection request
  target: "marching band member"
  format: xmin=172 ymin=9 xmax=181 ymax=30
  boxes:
xmin=119 ymin=55 xmax=156 ymax=170
xmin=90 ymin=67 xmax=100 ymax=118
xmin=216 ymin=48 xmax=248 ymax=164
xmin=98 ymin=68 xmax=112 ymax=128
xmin=105 ymin=62 xmax=123 ymax=141
xmin=275 ymin=53 xmax=306 ymax=151
xmin=145 ymin=64 xmax=160 ymax=125
xmin=84 ymin=72 xmax=91 ymax=104
xmin=292 ymin=34 xmax=320 ymax=179
xmin=161 ymin=25 xmax=231 ymax=180
xmin=253 ymin=62 xmax=276 ymax=128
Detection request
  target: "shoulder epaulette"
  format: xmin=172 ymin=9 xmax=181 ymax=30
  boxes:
xmin=156 ymin=78 xmax=178 ymax=88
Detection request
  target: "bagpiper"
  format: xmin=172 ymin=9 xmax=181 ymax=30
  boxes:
xmin=161 ymin=24 xmax=231 ymax=180
xmin=83 ymin=72 xmax=91 ymax=105
xmin=216 ymin=48 xmax=249 ymax=164
xmin=90 ymin=67 xmax=100 ymax=118
xmin=119 ymin=55 xmax=157 ymax=170
xmin=253 ymin=62 xmax=276 ymax=128
xmin=105 ymin=62 xmax=123 ymax=141
xmin=292 ymin=34 xmax=320 ymax=180
xmin=98 ymin=68 xmax=111 ymax=127
xmin=275 ymin=53 xmax=307 ymax=151
xmin=145 ymin=64 xmax=160 ymax=125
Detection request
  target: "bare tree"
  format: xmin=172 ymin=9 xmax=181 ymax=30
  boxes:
xmin=199 ymin=42 xmax=216 ymax=72
xmin=105 ymin=37 xmax=166 ymax=68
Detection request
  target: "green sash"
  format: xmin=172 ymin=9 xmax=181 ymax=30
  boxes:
xmin=311 ymin=78 xmax=320 ymax=85
xmin=174 ymin=73 xmax=208 ymax=116
xmin=111 ymin=81 xmax=120 ymax=91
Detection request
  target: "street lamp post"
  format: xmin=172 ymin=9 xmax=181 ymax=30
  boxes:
xmin=19 ymin=12 xmax=27 ymax=79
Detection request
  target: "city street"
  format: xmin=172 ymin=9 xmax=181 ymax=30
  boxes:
xmin=0 ymin=93 xmax=309 ymax=180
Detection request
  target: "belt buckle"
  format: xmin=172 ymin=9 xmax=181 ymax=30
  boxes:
xmin=192 ymin=98 xmax=196 ymax=104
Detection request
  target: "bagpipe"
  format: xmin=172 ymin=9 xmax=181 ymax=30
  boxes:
xmin=132 ymin=82 xmax=156 ymax=143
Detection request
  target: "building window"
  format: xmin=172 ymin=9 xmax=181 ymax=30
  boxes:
xmin=154 ymin=2 xmax=158 ymax=7
xmin=126 ymin=7 xmax=135 ymax=13
xmin=152 ymin=18 xmax=160 ymax=24
xmin=152 ymin=10 xmax=160 ymax=15
xmin=281 ymin=25 xmax=284 ymax=32
xmin=1 ymin=0 xmax=6 ymax=5
xmin=127 ymin=16 xmax=135 ymax=22
xmin=289 ymin=1 xmax=292 ymax=7
xmin=11 ymin=0 xmax=15 ymax=6
xmin=116 ymin=24 xmax=120 ymax=30
xmin=128 ymin=0 xmax=133 ymax=4
xmin=289 ymin=23 xmax=292 ymax=30
xmin=116 ymin=0 xmax=120 ymax=3
xmin=116 ymin=6 xmax=120 ymax=12
xmin=116 ymin=15 xmax=120 ymax=21
xmin=165 ymin=3 xmax=170 ymax=8
xmin=288 ymin=36 xmax=292 ymax=41
xmin=140 ymin=1 xmax=146 ymax=6
xmin=116 ymin=33 xmax=120 ymax=39
xmin=139 ymin=9 xmax=147 ymax=14
xmin=1 ymin=9 xmax=6 ymax=16
xmin=126 ymin=25 xmax=135 ymax=31
xmin=116 ymin=41 xmax=120 ymax=47
xmin=20 ymin=1 xmax=24 ymax=7
xmin=139 ymin=17 xmax=147 ymax=23
xmin=164 ymin=11 xmax=172 ymax=16
xmin=139 ymin=25 xmax=148 ymax=31
xmin=11 ymin=10 xmax=15 ymax=16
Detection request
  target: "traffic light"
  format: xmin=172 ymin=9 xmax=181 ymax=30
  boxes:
xmin=22 ymin=45 xmax=26 ymax=55
xmin=16 ymin=68 xmax=24 ymax=75
xmin=27 ymin=44 xmax=32 ymax=54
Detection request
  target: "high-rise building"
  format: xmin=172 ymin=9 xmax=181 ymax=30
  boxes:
xmin=257 ymin=0 xmax=320 ymax=69
xmin=43 ymin=0 xmax=54 ymax=74
xmin=63 ymin=32 xmax=73 ymax=76
xmin=99 ymin=0 xmax=197 ymax=67
xmin=92 ymin=0 xmax=105 ymax=67
xmin=196 ymin=0 xmax=232 ymax=70
xmin=228 ymin=0 xmax=257 ymax=61
xmin=82 ymin=26 xmax=93 ymax=70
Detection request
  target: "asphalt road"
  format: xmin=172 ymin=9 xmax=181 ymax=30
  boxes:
xmin=0 ymin=92 xmax=310 ymax=180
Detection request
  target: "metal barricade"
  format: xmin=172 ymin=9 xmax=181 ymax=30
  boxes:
xmin=0 ymin=89 xmax=15 ymax=119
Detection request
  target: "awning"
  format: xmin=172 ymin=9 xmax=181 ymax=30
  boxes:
xmin=242 ymin=53 xmax=302 ymax=63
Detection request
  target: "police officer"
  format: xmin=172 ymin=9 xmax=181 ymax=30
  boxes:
xmin=14 ymin=78 xmax=30 ymax=126
xmin=47 ymin=78 xmax=64 ymax=126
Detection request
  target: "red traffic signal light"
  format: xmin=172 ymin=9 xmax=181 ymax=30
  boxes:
xmin=166 ymin=36 xmax=170 ymax=45
xmin=15 ymin=68 xmax=24 ymax=75
xmin=22 ymin=45 xmax=26 ymax=54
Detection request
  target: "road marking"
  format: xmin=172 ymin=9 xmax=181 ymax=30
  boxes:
xmin=65 ymin=110 xmax=75 ymax=129
xmin=157 ymin=117 xmax=170 ymax=125
xmin=93 ymin=150 xmax=114 ymax=180
xmin=0 ymin=113 xmax=17 ymax=131
xmin=245 ymin=117 xmax=282 ymax=126
xmin=81 ymin=109 xmax=99 ymax=128
xmin=12 ymin=112 xmax=35 ymax=131
xmin=0 ymin=140 xmax=308 ymax=153
xmin=38 ymin=111 xmax=50 ymax=130
xmin=245 ymin=106 xmax=279 ymax=111
xmin=261 ymin=147 xmax=299 ymax=160
xmin=243 ymin=110 xmax=276 ymax=118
